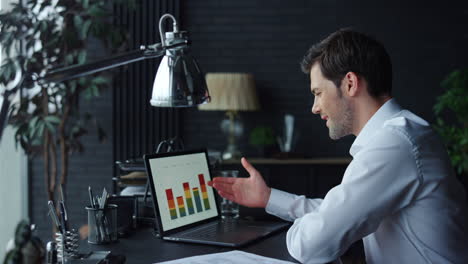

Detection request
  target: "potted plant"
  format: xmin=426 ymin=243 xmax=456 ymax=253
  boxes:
xmin=249 ymin=126 xmax=276 ymax=157
xmin=433 ymin=69 xmax=468 ymax=188
xmin=0 ymin=0 xmax=134 ymax=218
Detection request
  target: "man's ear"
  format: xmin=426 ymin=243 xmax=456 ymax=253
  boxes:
xmin=342 ymin=72 xmax=360 ymax=97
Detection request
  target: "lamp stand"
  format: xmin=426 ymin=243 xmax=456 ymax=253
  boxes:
xmin=222 ymin=110 xmax=242 ymax=160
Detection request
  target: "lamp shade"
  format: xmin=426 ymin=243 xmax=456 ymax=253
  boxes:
xmin=150 ymin=32 xmax=210 ymax=107
xmin=198 ymin=73 xmax=260 ymax=111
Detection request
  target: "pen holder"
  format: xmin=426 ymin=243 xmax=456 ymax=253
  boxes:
xmin=55 ymin=229 xmax=79 ymax=262
xmin=86 ymin=204 xmax=118 ymax=244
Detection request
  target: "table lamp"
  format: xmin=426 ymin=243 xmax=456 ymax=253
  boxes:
xmin=199 ymin=73 xmax=260 ymax=160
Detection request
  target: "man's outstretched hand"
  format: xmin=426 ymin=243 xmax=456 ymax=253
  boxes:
xmin=207 ymin=157 xmax=271 ymax=208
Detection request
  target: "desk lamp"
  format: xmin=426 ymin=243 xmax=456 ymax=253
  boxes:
xmin=1 ymin=14 xmax=210 ymax=208
xmin=0 ymin=13 xmax=210 ymax=142
xmin=198 ymin=73 xmax=260 ymax=160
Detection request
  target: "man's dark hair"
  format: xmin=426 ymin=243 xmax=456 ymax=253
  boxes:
xmin=301 ymin=29 xmax=392 ymax=97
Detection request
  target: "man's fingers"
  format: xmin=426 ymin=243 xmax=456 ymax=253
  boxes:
xmin=218 ymin=191 xmax=236 ymax=203
xmin=241 ymin=157 xmax=258 ymax=176
xmin=212 ymin=182 xmax=235 ymax=195
xmin=211 ymin=176 xmax=237 ymax=184
xmin=217 ymin=188 xmax=235 ymax=198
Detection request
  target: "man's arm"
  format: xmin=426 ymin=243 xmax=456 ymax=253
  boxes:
xmin=209 ymin=158 xmax=324 ymax=222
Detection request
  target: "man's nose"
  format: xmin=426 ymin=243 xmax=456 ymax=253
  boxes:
xmin=311 ymin=98 xmax=320 ymax=114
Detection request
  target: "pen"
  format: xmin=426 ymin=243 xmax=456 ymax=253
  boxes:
xmin=88 ymin=186 xmax=95 ymax=209
xmin=59 ymin=201 xmax=67 ymax=233
xmin=47 ymin=200 xmax=62 ymax=233
xmin=100 ymin=188 xmax=108 ymax=209
xmin=100 ymin=188 xmax=110 ymax=240
xmin=59 ymin=185 xmax=69 ymax=230
xmin=88 ymin=186 xmax=103 ymax=241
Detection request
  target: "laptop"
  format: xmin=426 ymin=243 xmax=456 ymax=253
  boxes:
xmin=143 ymin=149 xmax=289 ymax=247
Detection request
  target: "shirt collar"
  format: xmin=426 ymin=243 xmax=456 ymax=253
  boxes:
xmin=349 ymin=98 xmax=402 ymax=157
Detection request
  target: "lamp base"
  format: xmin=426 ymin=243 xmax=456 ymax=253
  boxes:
xmin=222 ymin=144 xmax=242 ymax=160
xmin=221 ymin=111 xmax=243 ymax=160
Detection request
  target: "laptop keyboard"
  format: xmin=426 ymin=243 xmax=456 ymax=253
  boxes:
xmin=177 ymin=221 xmax=237 ymax=239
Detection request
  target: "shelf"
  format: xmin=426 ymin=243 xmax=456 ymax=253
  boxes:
xmin=221 ymin=158 xmax=352 ymax=165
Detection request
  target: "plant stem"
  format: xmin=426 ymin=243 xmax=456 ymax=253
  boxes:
xmin=59 ymin=102 xmax=71 ymax=195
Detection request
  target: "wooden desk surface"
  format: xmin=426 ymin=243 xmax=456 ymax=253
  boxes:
xmin=83 ymin=227 xmax=298 ymax=263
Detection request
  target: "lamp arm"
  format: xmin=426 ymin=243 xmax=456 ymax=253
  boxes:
xmin=43 ymin=49 xmax=148 ymax=83
xmin=42 ymin=40 xmax=188 ymax=84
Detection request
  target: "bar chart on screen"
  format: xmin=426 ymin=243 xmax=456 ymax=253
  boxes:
xmin=164 ymin=174 xmax=211 ymax=220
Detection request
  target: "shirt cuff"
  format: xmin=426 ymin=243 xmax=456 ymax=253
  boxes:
xmin=265 ymin=188 xmax=297 ymax=221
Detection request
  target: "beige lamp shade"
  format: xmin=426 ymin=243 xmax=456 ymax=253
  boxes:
xmin=198 ymin=73 xmax=260 ymax=111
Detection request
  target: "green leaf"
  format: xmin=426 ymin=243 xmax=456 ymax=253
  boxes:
xmin=65 ymin=54 xmax=75 ymax=65
xmin=68 ymin=80 xmax=78 ymax=93
xmin=81 ymin=20 xmax=92 ymax=40
xmin=44 ymin=115 xmax=61 ymax=125
xmin=78 ymin=50 xmax=87 ymax=64
xmin=40 ymin=20 xmax=48 ymax=33
xmin=44 ymin=120 xmax=55 ymax=133
xmin=30 ymin=119 xmax=45 ymax=139
xmin=88 ymin=4 xmax=107 ymax=17
xmin=3 ymin=63 xmax=12 ymax=81
xmin=92 ymin=76 xmax=108 ymax=85
xmin=29 ymin=116 xmax=40 ymax=131
xmin=73 ymin=15 xmax=83 ymax=29
xmin=94 ymin=86 xmax=100 ymax=97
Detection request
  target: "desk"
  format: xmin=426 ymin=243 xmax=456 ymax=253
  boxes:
xmin=82 ymin=228 xmax=298 ymax=263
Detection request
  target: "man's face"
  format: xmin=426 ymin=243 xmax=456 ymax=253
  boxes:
xmin=310 ymin=63 xmax=353 ymax=140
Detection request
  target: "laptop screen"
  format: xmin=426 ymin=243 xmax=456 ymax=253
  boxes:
xmin=145 ymin=150 xmax=219 ymax=232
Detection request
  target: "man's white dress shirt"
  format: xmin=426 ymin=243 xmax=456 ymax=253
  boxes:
xmin=266 ymin=99 xmax=468 ymax=263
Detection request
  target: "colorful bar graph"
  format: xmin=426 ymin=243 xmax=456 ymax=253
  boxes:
xmin=164 ymin=173 xmax=213 ymax=221
xmin=165 ymin=189 xmax=178 ymax=219
xmin=198 ymin=174 xmax=210 ymax=210
xmin=176 ymin=196 xmax=186 ymax=217
xmin=192 ymin=187 xmax=203 ymax=213
xmin=183 ymin=182 xmax=195 ymax=215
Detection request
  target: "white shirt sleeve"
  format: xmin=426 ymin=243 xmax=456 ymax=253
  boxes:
xmin=266 ymin=188 xmax=323 ymax=221
xmin=266 ymin=129 xmax=422 ymax=263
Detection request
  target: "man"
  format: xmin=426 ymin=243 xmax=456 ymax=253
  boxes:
xmin=208 ymin=29 xmax=468 ymax=263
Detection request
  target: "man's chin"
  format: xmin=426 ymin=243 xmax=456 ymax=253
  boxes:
xmin=328 ymin=128 xmax=350 ymax=140
xmin=328 ymin=130 xmax=338 ymax=140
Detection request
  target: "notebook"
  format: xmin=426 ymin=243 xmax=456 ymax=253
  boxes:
xmin=143 ymin=149 xmax=289 ymax=247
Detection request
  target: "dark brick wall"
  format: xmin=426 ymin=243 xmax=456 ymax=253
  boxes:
xmin=180 ymin=0 xmax=468 ymax=157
